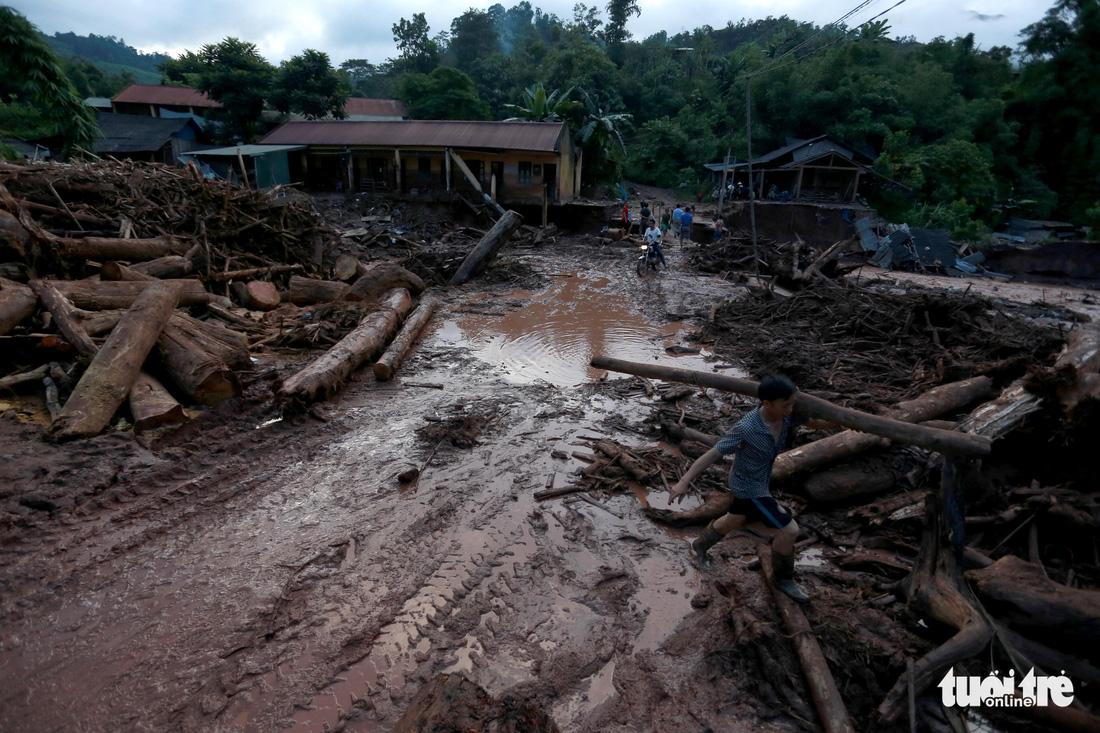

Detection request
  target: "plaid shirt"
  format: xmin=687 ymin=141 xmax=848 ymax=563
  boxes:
xmin=715 ymin=406 xmax=807 ymax=498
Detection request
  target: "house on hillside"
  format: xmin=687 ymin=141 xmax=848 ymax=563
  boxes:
xmin=707 ymin=135 xmax=876 ymax=204
xmin=94 ymin=112 xmax=206 ymax=164
xmin=258 ymin=120 xmax=581 ymax=204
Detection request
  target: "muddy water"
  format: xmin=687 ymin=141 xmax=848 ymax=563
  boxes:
xmin=432 ymin=272 xmax=715 ymax=386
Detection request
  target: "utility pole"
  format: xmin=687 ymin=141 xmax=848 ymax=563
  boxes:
xmin=745 ymin=77 xmax=759 ymax=276
xmin=717 ymin=146 xmax=730 ymax=215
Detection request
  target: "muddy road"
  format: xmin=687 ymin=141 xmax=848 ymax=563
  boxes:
xmin=0 ymin=239 xmax=784 ymax=732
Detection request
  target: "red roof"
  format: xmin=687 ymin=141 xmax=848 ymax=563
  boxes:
xmin=112 ymin=84 xmax=221 ymax=109
xmin=343 ymin=98 xmax=407 ymax=117
xmin=259 ymin=120 xmax=567 ymax=152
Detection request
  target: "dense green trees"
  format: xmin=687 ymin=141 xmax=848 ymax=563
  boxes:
xmin=0 ymin=7 xmax=99 ymax=157
xmin=16 ymin=0 xmax=1098 ymax=230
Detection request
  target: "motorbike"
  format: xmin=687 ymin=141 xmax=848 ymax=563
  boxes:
xmin=636 ymin=240 xmax=664 ymax=276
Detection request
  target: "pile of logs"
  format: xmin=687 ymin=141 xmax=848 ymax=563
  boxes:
xmin=589 ymin=349 xmax=1100 ymax=732
xmin=0 ymin=159 xmax=447 ymax=438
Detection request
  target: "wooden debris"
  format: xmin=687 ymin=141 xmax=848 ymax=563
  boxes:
xmin=49 ymin=281 xmax=182 ymax=440
xmin=230 ymin=280 xmax=281 ymax=311
xmin=0 ymin=277 xmax=37 ymax=335
xmin=128 ymin=371 xmax=188 ymax=431
xmin=449 ymin=210 xmax=524 ymax=286
xmin=279 ymin=288 xmax=412 ymax=403
xmin=374 ymin=295 xmax=438 ymax=381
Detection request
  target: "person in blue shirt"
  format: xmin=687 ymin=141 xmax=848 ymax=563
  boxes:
xmin=671 ymin=204 xmax=684 ymax=238
xmin=669 ymin=375 xmax=833 ymax=601
xmin=678 ymin=207 xmax=694 ymax=245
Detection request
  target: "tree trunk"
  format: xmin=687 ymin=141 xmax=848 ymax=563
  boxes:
xmin=802 ymin=453 xmax=898 ymax=502
xmin=27 ymin=279 xmax=99 ymax=356
xmin=46 ymin=279 xmax=213 ymax=309
xmin=878 ymin=463 xmax=992 ymax=721
xmin=156 ymin=323 xmax=242 ymax=405
xmin=168 ymin=312 xmax=251 ymax=370
xmin=73 ymin=308 xmax=124 ymax=336
xmin=591 ymin=356 xmax=991 ymax=458
xmin=0 ymin=209 xmax=33 ymax=260
xmin=280 ymin=288 xmax=412 ymax=403
xmin=0 ymin=277 xmax=37 ymax=335
xmin=55 ymin=235 xmax=183 ymax=261
xmin=230 ymin=280 xmax=280 ymax=311
xmin=49 ymin=281 xmax=182 ymax=441
xmin=449 ymin=210 xmax=524 ymax=286
xmin=758 ymin=544 xmax=856 ymax=733
xmin=965 ymin=555 xmax=1100 ymax=656
xmin=333 ymin=254 xmax=366 ymax=282
xmin=128 ymin=371 xmax=188 ymax=432
xmin=131 ymin=255 xmax=193 ymax=279
xmin=100 ymin=261 xmax=157 ymax=281
xmin=342 ymin=262 xmax=426 ymax=303
xmin=374 ymin=295 xmax=438 ymax=381
xmin=288 ymin=275 xmax=346 ymax=305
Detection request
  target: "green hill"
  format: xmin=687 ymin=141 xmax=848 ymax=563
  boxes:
xmin=45 ymin=32 xmax=169 ymax=92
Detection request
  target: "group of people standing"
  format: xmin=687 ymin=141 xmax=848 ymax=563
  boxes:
xmin=620 ymin=198 xmax=729 ymax=269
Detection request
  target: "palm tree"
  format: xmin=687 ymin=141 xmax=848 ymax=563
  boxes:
xmin=573 ymin=89 xmax=632 ymax=182
xmin=0 ymin=7 xmax=99 ymax=157
xmin=503 ymin=84 xmax=581 ymax=122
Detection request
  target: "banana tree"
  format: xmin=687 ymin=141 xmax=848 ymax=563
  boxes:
xmin=503 ymin=84 xmax=581 ymax=122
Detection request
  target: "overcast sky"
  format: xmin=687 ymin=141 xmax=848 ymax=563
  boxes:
xmin=12 ymin=0 xmax=1051 ymax=67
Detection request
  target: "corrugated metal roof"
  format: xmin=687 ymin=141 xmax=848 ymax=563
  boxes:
xmin=112 ymin=84 xmax=221 ymax=108
xmin=259 ymin=120 xmax=567 ymax=152
xmin=343 ymin=98 xmax=407 ymax=117
xmin=184 ymin=144 xmax=307 ymax=157
xmin=94 ymin=113 xmax=200 ymax=153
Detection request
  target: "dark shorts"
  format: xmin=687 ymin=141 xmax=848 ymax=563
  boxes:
xmin=727 ymin=496 xmax=793 ymax=529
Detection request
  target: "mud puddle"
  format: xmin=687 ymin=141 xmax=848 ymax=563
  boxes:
xmin=431 ymin=271 xmax=716 ymax=386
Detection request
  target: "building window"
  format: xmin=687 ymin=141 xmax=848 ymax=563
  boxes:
xmin=518 ymin=161 xmax=532 ymax=184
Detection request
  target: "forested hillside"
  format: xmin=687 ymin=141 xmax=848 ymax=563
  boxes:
xmin=45 ymin=32 xmax=167 ymax=90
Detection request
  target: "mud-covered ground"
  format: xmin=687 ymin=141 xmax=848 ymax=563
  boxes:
xmin=0 ymin=214 xmax=1095 ymax=732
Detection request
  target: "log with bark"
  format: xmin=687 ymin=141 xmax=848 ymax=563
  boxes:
xmin=156 ymin=322 xmax=242 ymax=405
xmin=72 ymin=308 xmax=124 ymax=337
xmin=206 ymin=264 xmax=301 ymax=282
xmin=100 ymin=261 xmax=157 ymax=281
xmin=230 ymin=280 xmax=281 ymax=311
xmin=279 ymin=288 xmax=413 ymax=403
xmin=0 ymin=277 xmax=36 ymax=335
xmin=27 ymin=279 xmax=100 ymax=356
xmin=54 ymin=235 xmax=184 ymax=261
xmin=48 ymin=281 xmax=182 ymax=441
xmin=128 ymin=371 xmax=188 ymax=431
xmin=592 ymin=356 xmax=991 ymax=458
xmin=46 ymin=279 xmax=216 ymax=309
xmin=448 ymin=210 xmax=524 ymax=286
xmin=131 ymin=255 xmax=193 ymax=279
xmin=0 ymin=209 xmax=33 ymax=260
xmin=802 ymin=453 xmax=899 ymax=503
xmin=758 ymin=544 xmax=856 ymax=733
xmin=374 ymin=295 xmax=437 ymax=381
xmin=333 ymin=254 xmax=366 ymax=282
xmin=168 ymin=312 xmax=251 ymax=370
xmin=288 ymin=275 xmax=346 ymax=305
xmin=341 ymin=262 xmax=425 ymax=303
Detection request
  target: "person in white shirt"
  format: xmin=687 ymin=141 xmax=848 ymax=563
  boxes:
xmin=644 ymin=219 xmax=666 ymax=267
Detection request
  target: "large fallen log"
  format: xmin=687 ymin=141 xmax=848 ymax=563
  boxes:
xmin=46 ymin=279 xmax=215 ymax=309
xmin=156 ymin=322 xmax=241 ymax=405
xmin=958 ymin=323 xmax=1100 ymax=438
xmin=0 ymin=209 xmax=33 ymax=259
xmin=27 ymin=280 xmax=100 ymax=356
xmin=758 ymin=544 xmax=856 ymax=733
xmin=131 ymin=255 xmax=193 ymax=279
xmin=230 ymin=280 xmax=280 ymax=311
xmin=128 ymin=371 xmax=188 ymax=432
xmin=100 ymin=261 xmax=157 ymax=281
xmin=374 ymin=295 xmax=437 ymax=381
xmin=591 ymin=356 xmax=991 ymax=458
xmin=288 ymin=275 xmax=346 ymax=305
xmin=168 ymin=312 xmax=251 ymax=370
xmin=802 ymin=453 xmax=898 ymax=503
xmin=0 ymin=277 xmax=37 ymax=335
xmin=965 ymin=555 xmax=1100 ymax=656
xmin=279 ymin=288 xmax=412 ymax=403
xmin=72 ymin=308 xmax=124 ymax=336
xmin=49 ymin=281 xmax=182 ymax=440
xmin=341 ymin=263 xmax=425 ymax=303
xmin=54 ymin=235 xmax=184 ymax=261
xmin=448 ymin=210 xmax=524 ymax=286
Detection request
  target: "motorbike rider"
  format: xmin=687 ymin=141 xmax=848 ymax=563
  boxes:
xmin=644 ymin=219 xmax=666 ymax=268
